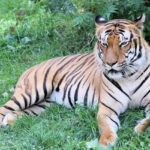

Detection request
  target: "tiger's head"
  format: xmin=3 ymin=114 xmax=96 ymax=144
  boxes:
xmin=95 ymin=14 xmax=149 ymax=79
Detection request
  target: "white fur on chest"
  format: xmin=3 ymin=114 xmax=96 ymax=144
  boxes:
xmin=117 ymin=65 xmax=150 ymax=108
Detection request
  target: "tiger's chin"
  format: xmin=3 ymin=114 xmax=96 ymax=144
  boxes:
xmin=104 ymin=69 xmax=124 ymax=79
xmin=104 ymin=68 xmax=136 ymax=79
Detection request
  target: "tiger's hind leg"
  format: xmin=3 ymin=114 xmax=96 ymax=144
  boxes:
xmin=134 ymin=102 xmax=150 ymax=133
xmin=1 ymin=111 xmax=22 ymax=127
xmin=0 ymin=57 xmax=61 ymax=127
xmin=0 ymin=100 xmax=50 ymax=127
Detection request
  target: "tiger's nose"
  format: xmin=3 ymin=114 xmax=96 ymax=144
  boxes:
xmin=107 ymin=61 xmax=117 ymax=66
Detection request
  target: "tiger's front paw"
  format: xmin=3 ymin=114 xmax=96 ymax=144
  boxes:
xmin=134 ymin=119 xmax=148 ymax=133
xmin=99 ymin=132 xmax=117 ymax=147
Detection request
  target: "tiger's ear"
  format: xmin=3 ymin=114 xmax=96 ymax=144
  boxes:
xmin=134 ymin=13 xmax=146 ymax=30
xmin=95 ymin=15 xmax=107 ymax=27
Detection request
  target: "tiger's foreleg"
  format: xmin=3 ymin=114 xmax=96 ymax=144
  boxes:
xmin=97 ymin=103 xmax=120 ymax=147
xmin=134 ymin=102 xmax=150 ymax=133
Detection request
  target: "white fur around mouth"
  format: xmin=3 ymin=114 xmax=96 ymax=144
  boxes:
xmin=107 ymin=72 xmax=123 ymax=79
xmin=104 ymin=68 xmax=124 ymax=79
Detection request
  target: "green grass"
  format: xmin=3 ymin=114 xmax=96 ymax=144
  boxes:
xmin=0 ymin=0 xmax=150 ymax=149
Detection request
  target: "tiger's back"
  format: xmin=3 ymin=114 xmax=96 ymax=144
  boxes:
xmin=14 ymin=53 xmax=101 ymax=111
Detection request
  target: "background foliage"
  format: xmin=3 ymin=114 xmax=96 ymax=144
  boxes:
xmin=0 ymin=0 xmax=150 ymax=58
xmin=0 ymin=0 xmax=150 ymax=149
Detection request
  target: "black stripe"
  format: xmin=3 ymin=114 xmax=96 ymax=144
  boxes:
xmin=56 ymin=73 xmax=67 ymax=92
xmin=127 ymin=45 xmax=132 ymax=54
xmin=105 ymin=29 xmax=112 ymax=33
xmin=84 ymin=85 xmax=90 ymax=106
xmin=45 ymin=99 xmax=50 ymax=102
xmin=104 ymin=74 xmax=131 ymax=100
xmin=74 ymin=79 xmax=82 ymax=103
xmin=128 ymin=71 xmax=137 ymax=77
xmin=21 ymin=94 xmax=28 ymax=109
xmin=43 ymin=66 xmax=52 ymax=99
xmin=0 ymin=113 xmax=5 ymax=116
xmin=77 ymin=53 xmax=90 ymax=62
xmin=131 ymin=39 xmax=137 ymax=61
xmin=102 ymin=81 xmax=113 ymax=93
xmin=92 ymin=89 xmax=95 ymax=107
xmin=4 ymin=105 xmax=15 ymax=111
xmin=144 ymin=102 xmax=150 ymax=109
xmin=134 ymin=39 xmax=137 ymax=50
xmin=35 ymin=89 xmax=39 ymax=103
xmin=105 ymin=114 xmax=119 ymax=128
xmin=129 ymin=32 xmax=133 ymax=42
xmin=23 ymin=111 xmax=30 ymax=115
xmin=107 ymin=92 xmax=123 ymax=106
xmin=92 ymin=70 xmax=97 ymax=85
xmin=35 ymin=71 xmax=39 ymax=103
xmin=117 ymin=31 xmax=124 ymax=36
xmin=68 ymin=85 xmax=74 ymax=108
xmin=63 ymin=82 xmax=70 ymax=101
xmin=25 ymin=90 xmax=32 ymax=106
xmin=136 ymin=65 xmax=150 ymax=80
xmin=132 ymin=37 xmax=142 ymax=62
xmin=140 ymin=89 xmax=150 ymax=106
xmin=11 ymin=96 xmax=22 ymax=110
xmin=12 ymin=111 xmax=18 ymax=115
xmin=101 ymin=102 xmax=118 ymax=116
xmin=118 ymin=29 xmax=125 ymax=33
xmin=35 ymin=104 xmax=46 ymax=109
xmin=133 ymin=72 xmax=150 ymax=94
xmin=57 ymin=56 xmax=68 ymax=65
xmin=31 ymin=110 xmax=38 ymax=116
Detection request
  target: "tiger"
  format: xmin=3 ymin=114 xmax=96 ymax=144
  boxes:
xmin=0 ymin=13 xmax=150 ymax=147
